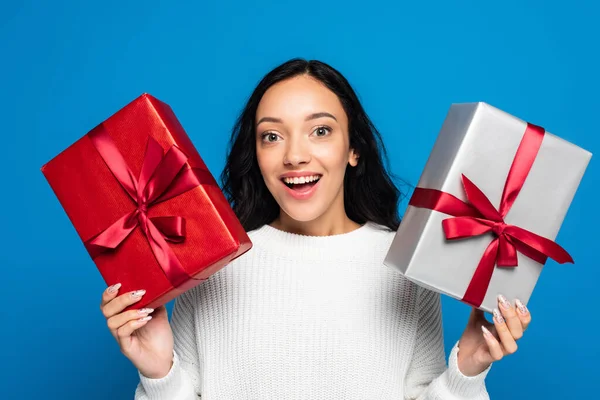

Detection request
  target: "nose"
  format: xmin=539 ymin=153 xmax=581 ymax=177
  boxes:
xmin=283 ymin=136 xmax=311 ymax=166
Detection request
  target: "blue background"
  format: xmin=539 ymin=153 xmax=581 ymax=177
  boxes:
xmin=2 ymin=1 xmax=598 ymax=398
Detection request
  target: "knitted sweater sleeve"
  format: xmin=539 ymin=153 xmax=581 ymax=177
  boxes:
xmin=404 ymin=286 xmax=491 ymax=400
xmin=133 ymin=289 xmax=202 ymax=399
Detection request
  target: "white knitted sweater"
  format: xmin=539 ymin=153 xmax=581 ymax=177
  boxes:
xmin=134 ymin=222 xmax=491 ymax=399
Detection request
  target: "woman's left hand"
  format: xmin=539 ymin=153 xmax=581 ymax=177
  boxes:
xmin=456 ymin=294 xmax=531 ymax=376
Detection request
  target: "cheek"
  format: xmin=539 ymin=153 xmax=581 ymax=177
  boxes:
xmin=256 ymin=147 xmax=280 ymax=183
xmin=312 ymin=142 xmax=350 ymax=172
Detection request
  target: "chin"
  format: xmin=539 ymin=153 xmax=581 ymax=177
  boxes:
xmin=279 ymin=204 xmax=327 ymax=223
xmin=266 ymin=176 xmax=340 ymax=224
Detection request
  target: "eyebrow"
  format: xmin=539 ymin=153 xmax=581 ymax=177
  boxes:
xmin=256 ymin=112 xmax=337 ymax=127
xmin=305 ymin=112 xmax=337 ymax=122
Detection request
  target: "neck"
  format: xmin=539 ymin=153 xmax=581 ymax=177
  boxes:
xmin=270 ymin=192 xmax=361 ymax=236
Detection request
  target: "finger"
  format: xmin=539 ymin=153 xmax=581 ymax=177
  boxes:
xmin=468 ymin=308 xmax=486 ymax=325
xmin=515 ymin=298 xmax=532 ymax=331
xmin=152 ymin=305 xmax=168 ymax=318
xmin=100 ymin=283 xmax=122 ymax=309
xmin=481 ymin=325 xmax=504 ymax=361
xmin=492 ymin=308 xmax=518 ymax=355
xmin=102 ymin=289 xmax=147 ymax=319
xmin=107 ymin=307 xmax=155 ymax=338
xmin=116 ymin=315 xmax=153 ymax=346
xmin=497 ymin=294 xmax=524 ymax=340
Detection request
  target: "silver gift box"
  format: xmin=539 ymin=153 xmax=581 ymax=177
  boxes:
xmin=384 ymin=102 xmax=592 ymax=313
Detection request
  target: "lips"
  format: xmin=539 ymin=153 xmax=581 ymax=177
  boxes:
xmin=281 ymin=174 xmax=321 ymax=188
xmin=279 ymin=173 xmax=322 ymax=200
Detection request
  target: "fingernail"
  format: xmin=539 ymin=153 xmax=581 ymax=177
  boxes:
xmin=493 ymin=308 xmax=505 ymax=324
xmin=138 ymin=308 xmax=154 ymax=315
xmin=131 ymin=290 xmax=146 ymax=298
xmin=497 ymin=294 xmax=511 ymax=310
xmin=107 ymin=283 xmax=121 ymax=294
xmin=515 ymin=299 xmax=528 ymax=315
xmin=481 ymin=325 xmax=493 ymax=338
xmin=138 ymin=315 xmax=152 ymax=323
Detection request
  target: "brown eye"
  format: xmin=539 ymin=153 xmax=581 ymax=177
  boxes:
xmin=261 ymin=132 xmax=280 ymax=143
xmin=313 ymin=126 xmax=331 ymax=137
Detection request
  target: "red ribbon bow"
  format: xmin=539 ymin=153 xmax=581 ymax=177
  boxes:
xmin=84 ymin=124 xmax=212 ymax=288
xmin=409 ymin=123 xmax=573 ymax=308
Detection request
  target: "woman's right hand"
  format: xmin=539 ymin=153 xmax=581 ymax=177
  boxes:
xmin=100 ymin=283 xmax=175 ymax=379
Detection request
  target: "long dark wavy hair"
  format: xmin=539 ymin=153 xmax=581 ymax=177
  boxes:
xmin=221 ymin=58 xmax=403 ymax=232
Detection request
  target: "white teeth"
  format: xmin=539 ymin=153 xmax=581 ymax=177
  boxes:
xmin=283 ymin=175 xmax=321 ymax=185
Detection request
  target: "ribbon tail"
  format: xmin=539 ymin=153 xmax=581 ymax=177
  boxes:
xmin=497 ymin=234 xmax=518 ymax=267
xmin=150 ymin=216 xmax=186 ymax=243
xmin=462 ymin=239 xmax=500 ymax=308
xmin=145 ymin=219 xmax=192 ymax=288
xmin=511 ymin=241 xmax=548 ymax=265
xmin=505 ymin=225 xmax=573 ymax=264
xmin=84 ymin=211 xmax=139 ymax=258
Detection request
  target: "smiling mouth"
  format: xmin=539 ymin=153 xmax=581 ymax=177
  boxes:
xmin=281 ymin=175 xmax=322 ymax=191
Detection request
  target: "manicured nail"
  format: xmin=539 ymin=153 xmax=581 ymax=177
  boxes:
xmin=107 ymin=283 xmax=121 ymax=294
xmin=131 ymin=290 xmax=146 ymax=298
xmin=493 ymin=308 xmax=505 ymax=324
xmin=515 ymin=299 xmax=528 ymax=315
xmin=497 ymin=294 xmax=511 ymax=310
xmin=481 ymin=325 xmax=493 ymax=338
xmin=138 ymin=308 xmax=154 ymax=315
xmin=138 ymin=315 xmax=152 ymax=323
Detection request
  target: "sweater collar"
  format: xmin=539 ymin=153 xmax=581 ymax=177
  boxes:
xmin=247 ymin=221 xmax=384 ymax=259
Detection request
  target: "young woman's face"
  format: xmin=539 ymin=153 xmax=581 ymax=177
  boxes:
xmin=255 ymin=75 xmax=358 ymax=223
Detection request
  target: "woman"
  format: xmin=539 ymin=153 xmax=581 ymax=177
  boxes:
xmin=100 ymin=59 xmax=530 ymax=399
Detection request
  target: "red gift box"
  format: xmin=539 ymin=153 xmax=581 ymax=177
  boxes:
xmin=41 ymin=93 xmax=252 ymax=311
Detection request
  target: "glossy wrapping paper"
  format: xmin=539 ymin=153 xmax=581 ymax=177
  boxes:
xmin=384 ymin=102 xmax=591 ymax=313
xmin=41 ymin=94 xmax=252 ymax=311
